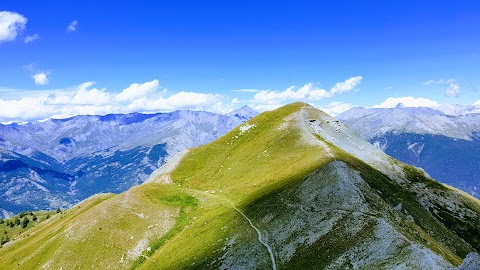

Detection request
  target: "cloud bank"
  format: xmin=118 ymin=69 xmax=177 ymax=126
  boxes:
xmin=0 ymin=76 xmax=365 ymax=123
xmin=0 ymin=80 xmax=227 ymax=123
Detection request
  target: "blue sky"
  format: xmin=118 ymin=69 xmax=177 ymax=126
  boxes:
xmin=1 ymin=0 xmax=480 ymax=121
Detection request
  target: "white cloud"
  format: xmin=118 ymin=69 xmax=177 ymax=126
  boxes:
xmin=251 ymin=76 xmax=362 ymax=107
xmin=424 ymin=79 xmax=455 ymax=85
xmin=319 ymin=102 xmax=354 ymax=116
xmin=67 ymin=20 xmax=78 ymax=32
xmin=24 ymin=33 xmax=39 ymax=43
xmin=372 ymin=96 xmax=440 ymax=108
xmin=0 ymin=97 xmax=53 ymax=121
xmin=0 ymin=80 xmax=230 ymax=122
xmin=32 ymin=72 xmax=49 ymax=85
xmin=0 ymin=77 xmax=366 ymax=122
xmin=330 ymin=76 xmax=363 ymax=94
xmin=125 ymin=91 xmax=222 ymax=113
xmin=445 ymin=82 xmax=461 ymax=97
xmin=115 ymin=80 xmax=160 ymax=102
xmin=46 ymin=82 xmax=115 ymax=106
xmin=474 ymin=100 xmax=480 ymax=106
xmin=253 ymin=85 xmax=312 ymax=104
xmin=0 ymin=11 xmax=27 ymax=43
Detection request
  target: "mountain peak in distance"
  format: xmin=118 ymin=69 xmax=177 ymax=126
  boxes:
xmin=227 ymin=105 xmax=258 ymax=120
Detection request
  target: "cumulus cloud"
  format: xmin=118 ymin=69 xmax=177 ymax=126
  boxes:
xmin=372 ymin=96 xmax=440 ymax=108
xmin=330 ymin=76 xmax=363 ymax=94
xmin=0 ymin=79 xmax=231 ymax=122
xmin=0 ymin=11 xmax=27 ymax=43
xmin=115 ymin=80 xmax=160 ymax=102
xmin=32 ymin=72 xmax=49 ymax=85
xmin=126 ymin=91 xmax=223 ymax=112
xmin=47 ymin=82 xmax=110 ymax=106
xmin=24 ymin=33 xmax=39 ymax=43
xmin=319 ymin=102 xmax=354 ymax=116
xmin=0 ymin=97 xmax=53 ymax=121
xmin=67 ymin=20 xmax=78 ymax=32
xmin=251 ymin=76 xmax=363 ymax=107
xmin=445 ymin=82 xmax=461 ymax=97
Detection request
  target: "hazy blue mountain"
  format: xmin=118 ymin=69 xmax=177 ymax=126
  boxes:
xmin=337 ymin=104 xmax=480 ymax=198
xmin=0 ymin=108 xmax=257 ymax=217
xmin=226 ymin=105 xmax=259 ymax=121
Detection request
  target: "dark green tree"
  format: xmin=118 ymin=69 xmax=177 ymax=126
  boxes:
xmin=56 ymin=208 xmax=61 ymax=213
xmin=32 ymin=215 xmax=38 ymax=221
xmin=0 ymin=218 xmax=4 ymax=224
xmin=1 ymin=235 xmax=10 ymax=244
xmin=22 ymin=217 xmax=29 ymax=228
xmin=14 ymin=217 xmax=20 ymax=226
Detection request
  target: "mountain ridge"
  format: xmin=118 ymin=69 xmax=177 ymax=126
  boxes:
xmin=0 ymin=108 xmax=258 ymax=217
xmin=0 ymin=102 xmax=478 ymax=269
xmin=337 ymin=105 xmax=480 ymax=198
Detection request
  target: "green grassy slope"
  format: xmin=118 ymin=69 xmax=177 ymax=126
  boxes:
xmin=0 ymin=210 xmax=56 ymax=247
xmin=0 ymin=102 xmax=479 ymax=269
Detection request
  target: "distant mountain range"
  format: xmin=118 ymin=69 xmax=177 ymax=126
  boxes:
xmin=1 ymin=102 xmax=478 ymax=269
xmin=0 ymin=106 xmax=257 ymax=217
xmin=337 ymin=103 xmax=480 ymax=198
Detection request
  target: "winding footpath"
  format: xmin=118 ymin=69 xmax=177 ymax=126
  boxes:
xmin=228 ymin=201 xmax=277 ymax=270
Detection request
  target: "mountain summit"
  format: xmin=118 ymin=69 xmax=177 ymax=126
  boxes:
xmin=0 ymin=102 xmax=479 ymax=269
xmin=226 ymin=105 xmax=258 ymax=121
